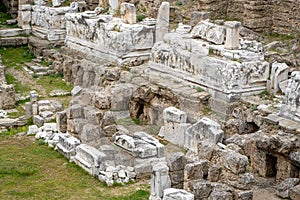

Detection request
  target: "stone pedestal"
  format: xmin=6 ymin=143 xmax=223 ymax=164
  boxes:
xmin=17 ymin=4 xmax=32 ymax=29
xmin=120 ymin=3 xmax=136 ymax=24
xmin=150 ymin=162 xmax=171 ymax=200
xmin=224 ymin=21 xmax=241 ymax=50
xmin=155 ymin=2 xmax=170 ymax=42
xmin=109 ymin=0 xmax=118 ymax=15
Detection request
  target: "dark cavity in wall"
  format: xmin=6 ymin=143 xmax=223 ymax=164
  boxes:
xmin=266 ymin=154 xmax=277 ymax=177
xmin=239 ymin=122 xmax=260 ymax=134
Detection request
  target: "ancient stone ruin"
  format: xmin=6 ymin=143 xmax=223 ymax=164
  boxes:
xmin=0 ymin=0 xmax=300 ymax=199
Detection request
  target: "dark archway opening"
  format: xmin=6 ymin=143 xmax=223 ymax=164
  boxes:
xmin=266 ymin=154 xmax=277 ymax=177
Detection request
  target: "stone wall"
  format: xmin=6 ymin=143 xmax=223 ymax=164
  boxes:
xmin=0 ymin=62 xmax=16 ymax=109
xmin=128 ymin=0 xmax=299 ymax=35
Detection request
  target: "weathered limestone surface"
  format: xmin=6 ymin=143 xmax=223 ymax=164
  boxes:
xmin=166 ymin=152 xmax=187 ymax=188
xmin=73 ymin=144 xmax=107 ymax=176
xmin=280 ymin=71 xmax=300 ymax=123
xmin=120 ymin=3 xmax=136 ymax=24
xmin=155 ymin=2 xmax=169 ymax=42
xmin=270 ymin=62 xmax=289 ymax=94
xmin=56 ymin=134 xmax=81 ymax=159
xmin=150 ymin=162 xmax=171 ymax=200
xmin=163 ymin=188 xmax=194 ymax=200
xmin=114 ymin=132 xmax=164 ymax=158
xmin=29 ymin=3 xmax=78 ymax=41
xmin=150 ymin=32 xmax=269 ymax=103
xmin=185 ymin=117 xmax=224 ymax=151
xmin=224 ymin=21 xmax=241 ymax=50
xmin=65 ymin=12 xmax=155 ymax=64
xmin=191 ymin=21 xmax=225 ymax=45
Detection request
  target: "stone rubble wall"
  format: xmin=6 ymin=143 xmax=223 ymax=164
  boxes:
xmin=0 ymin=61 xmax=16 ymax=109
xmin=125 ymin=0 xmax=299 ymax=35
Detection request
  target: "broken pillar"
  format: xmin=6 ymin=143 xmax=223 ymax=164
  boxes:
xmin=150 ymin=162 xmax=171 ymax=200
xmin=159 ymin=107 xmax=190 ymax=147
xmin=155 ymin=2 xmax=170 ymax=42
xmin=109 ymin=0 xmax=118 ymax=15
xmin=17 ymin=4 xmax=32 ymax=29
xmin=224 ymin=21 xmax=241 ymax=50
xmin=270 ymin=62 xmax=289 ymax=94
xmin=120 ymin=3 xmax=136 ymax=24
xmin=279 ymin=71 xmax=300 ymax=123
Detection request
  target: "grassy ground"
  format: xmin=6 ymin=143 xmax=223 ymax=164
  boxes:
xmin=0 ymin=46 xmax=35 ymax=69
xmin=0 ymin=135 xmax=150 ymax=199
xmin=36 ymin=73 xmax=73 ymax=95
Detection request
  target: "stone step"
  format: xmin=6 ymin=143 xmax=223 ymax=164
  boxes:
xmin=25 ymin=63 xmax=50 ymax=73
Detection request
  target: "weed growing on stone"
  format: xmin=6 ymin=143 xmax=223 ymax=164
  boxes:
xmin=175 ymin=1 xmax=183 ymax=6
xmin=259 ymin=90 xmax=274 ymax=100
xmin=137 ymin=14 xmax=146 ymax=22
xmin=195 ymin=86 xmax=204 ymax=92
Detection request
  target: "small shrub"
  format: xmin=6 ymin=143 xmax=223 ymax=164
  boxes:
xmin=259 ymin=90 xmax=274 ymax=100
xmin=49 ymin=72 xmax=63 ymax=78
xmin=132 ymin=118 xmax=140 ymax=125
xmin=38 ymin=139 xmax=45 ymax=145
xmin=252 ymin=105 xmax=258 ymax=110
xmin=175 ymin=1 xmax=183 ymax=6
xmin=195 ymin=86 xmax=203 ymax=92
xmin=137 ymin=14 xmax=146 ymax=22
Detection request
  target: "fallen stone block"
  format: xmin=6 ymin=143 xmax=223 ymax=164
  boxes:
xmin=185 ymin=117 xmax=224 ymax=151
xmin=74 ymin=144 xmax=107 ymax=176
xmin=163 ymin=107 xmax=187 ymax=123
xmin=163 ymin=188 xmax=194 ymax=200
xmin=276 ymin=178 xmax=300 ymax=199
xmin=56 ymin=134 xmax=80 ymax=160
xmin=27 ymin=125 xmax=40 ymax=135
xmin=223 ymin=150 xmax=248 ymax=175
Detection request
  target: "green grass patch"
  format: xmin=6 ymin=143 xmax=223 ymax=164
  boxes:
xmin=5 ymin=73 xmax=32 ymax=94
xmin=0 ymin=46 xmax=35 ymax=69
xmin=265 ymin=32 xmax=295 ymax=42
xmin=1 ymin=125 xmax=28 ymax=137
xmin=0 ymin=135 xmax=150 ymax=199
xmin=259 ymin=90 xmax=274 ymax=100
xmin=7 ymin=106 xmax=25 ymax=119
xmin=137 ymin=14 xmax=146 ymax=22
xmin=195 ymin=86 xmax=204 ymax=92
xmin=40 ymin=60 xmax=52 ymax=67
xmin=36 ymin=74 xmax=73 ymax=95
xmin=175 ymin=1 xmax=183 ymax=6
